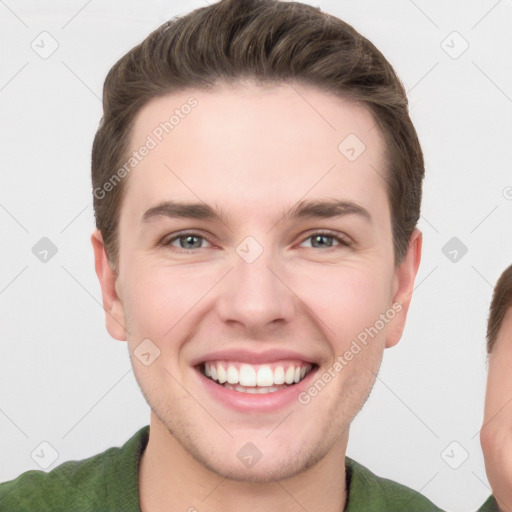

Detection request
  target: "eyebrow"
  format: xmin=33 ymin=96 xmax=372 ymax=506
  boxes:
xmin=141 ymin=199 xmax=372 ymax=224
xmin=284 ymin=199 xmax=371 ymax=223
xmin=142 ymin=201 xmax=227 ymax=223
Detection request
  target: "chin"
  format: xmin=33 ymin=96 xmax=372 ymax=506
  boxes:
xmin=193 ymin=435 xmax=331 ymax=484
xmin=200 ymin=454 xmax=319 ymax=484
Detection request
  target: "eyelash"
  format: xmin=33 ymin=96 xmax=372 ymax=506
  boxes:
xmin=160 ymin=230 xmax=352 ymax=252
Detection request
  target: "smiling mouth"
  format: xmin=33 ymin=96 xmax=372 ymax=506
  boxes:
xmin=199 ymin=361 xmax=315 ymax=394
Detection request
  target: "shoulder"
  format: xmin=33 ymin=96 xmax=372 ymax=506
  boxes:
xmin=345 ymin=457 xmax=444 ymax=511
xmin=476 ymin=494 xmax=501 ymax=512
xmin=0 ymin=450 xmax=114 ymax=511
xmin=0 ymin=425 xmax=149 ymax=512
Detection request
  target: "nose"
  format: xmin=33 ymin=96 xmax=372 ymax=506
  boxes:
xmin=216 ymin=243 xmax=297 ymax=336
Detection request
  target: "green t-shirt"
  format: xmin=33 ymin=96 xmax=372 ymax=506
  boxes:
xmin=0 ymin=425 xmax=494 ymax=511
xmin=477 ymin=495 xmax=501 ymax=512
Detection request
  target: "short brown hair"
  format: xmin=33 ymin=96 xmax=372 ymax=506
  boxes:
xmin=91 ymin=0 xmax=424 ymax=270
xmin=487 ymin=265 xmax=512 ymax=353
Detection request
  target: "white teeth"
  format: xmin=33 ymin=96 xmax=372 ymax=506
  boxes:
xmin=274 ymin=366 xmax=285 ymax=385
xmin=226 ymin=365 xmax=238 ymax=384
xmin=217 ymin=364 xmax=227 ymax=384
xmin=285 ymin=366 xmax=295 ymax=384
xmin=256 ymin=366 xmax=274 ymax=386
xmin=203 ymin=362 xmax=312 ymax=389
xmin=224 ymin=383 xmax=281 ymax=394
xmin=239 ymin=364 xmax=256 ymax=386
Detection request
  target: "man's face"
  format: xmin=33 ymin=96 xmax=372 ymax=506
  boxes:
xmin=94 ymin=82 xmax=420 ymax=482
xmin=482 ymin=306 xmax=512 ymax=510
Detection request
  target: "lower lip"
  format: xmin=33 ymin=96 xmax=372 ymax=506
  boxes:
xmin=195 ymin=366 xmax=318 ymax=413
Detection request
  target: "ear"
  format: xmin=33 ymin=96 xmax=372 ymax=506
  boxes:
xmin=91 ymin=229 xmax=127 ymax=341
xmin=385 ymin=228 xmax=422 ymax=348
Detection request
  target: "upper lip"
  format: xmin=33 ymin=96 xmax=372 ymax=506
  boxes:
xmin=191 ymin=348 xmax=317 ymax=366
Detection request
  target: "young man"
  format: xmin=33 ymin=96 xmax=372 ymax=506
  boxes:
xmin=479 ymin=265 xmax=512 ymax=512
xmin=0 ymin=0 xmax=496 ymax=510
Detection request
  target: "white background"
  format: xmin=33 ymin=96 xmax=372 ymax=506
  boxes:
xmin=1 ymin=1 xmax=511 ymax=511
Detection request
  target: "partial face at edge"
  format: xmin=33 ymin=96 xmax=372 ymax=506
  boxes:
xmin=95 ymin=82 xmax=420 ymax=482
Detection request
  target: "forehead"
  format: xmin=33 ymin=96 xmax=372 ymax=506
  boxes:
xmin=123 ymin=82 xmax=389 ymax=223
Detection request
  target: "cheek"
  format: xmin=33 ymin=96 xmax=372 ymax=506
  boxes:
xmin=121 ymin=263 xmax=217 ymax=340
xmin=298 ymin=264 xmax=393 ymax=344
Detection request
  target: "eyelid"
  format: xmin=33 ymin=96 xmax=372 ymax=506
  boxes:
xmin=159 ymin=230 xmax=214 ymax=250
xmin=298 ymin=229 xmax=353 ymax=248
xmin=159 ymin=229 xmax=352 ymax=251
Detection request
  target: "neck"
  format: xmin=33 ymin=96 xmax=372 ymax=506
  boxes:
xmin=138 ymin=413 xmax=348 ymax=512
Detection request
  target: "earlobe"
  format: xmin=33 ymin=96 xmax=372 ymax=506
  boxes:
xmin=385 ymin=228 xmax=422 ymax=348
xmin=91 ymin=229 xmax=127 ymax=341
